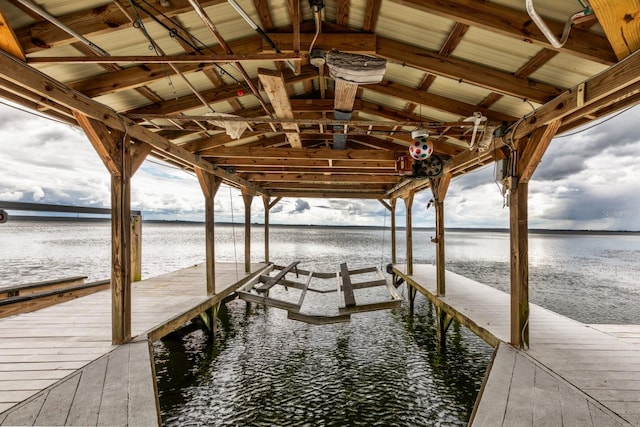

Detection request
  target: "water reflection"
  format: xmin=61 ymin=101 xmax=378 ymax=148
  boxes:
xmin=155 ymin=287 xmax=493 ymax=426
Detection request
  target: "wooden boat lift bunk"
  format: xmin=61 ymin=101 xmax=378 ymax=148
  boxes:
xmin=237 ymin=261 xmax=403 ymax=325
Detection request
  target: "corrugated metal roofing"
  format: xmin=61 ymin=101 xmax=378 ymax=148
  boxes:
xmin=0 ymin=0 xmax=637 ymax=199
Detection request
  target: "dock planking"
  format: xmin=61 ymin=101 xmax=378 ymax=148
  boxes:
xmin=0 ymin=262 xmax=267 ymax=425
xmin=340 ymin=263 xmax=356 ymax=308
xmin=395 ymin=264 xmax=640 ymax=426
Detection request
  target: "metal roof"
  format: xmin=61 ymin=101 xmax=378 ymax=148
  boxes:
xmin=0 ymin=0 xmax=638 ymax=199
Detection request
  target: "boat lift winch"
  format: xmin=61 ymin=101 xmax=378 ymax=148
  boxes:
xmin=237 ymin=261 xmax=403 ymax=325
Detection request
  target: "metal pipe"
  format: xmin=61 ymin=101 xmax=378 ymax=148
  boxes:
xmin=226 ymin=0 xmax=296 ymax=73
xmin=525 ymin=0 xmax=587 ymax=49
xmin=188 ymin=0 xmax=274 ymax=118
xmin=119 ymin=0 xmax=215 ymax=113
xmin=14 ymin=0 xmax=110 ymax=56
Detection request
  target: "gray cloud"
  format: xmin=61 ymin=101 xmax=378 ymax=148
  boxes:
xmin=534 ymin=110 xmax=640 ymax=181
xmin=290 ymin=199 xmax=310 ymax=214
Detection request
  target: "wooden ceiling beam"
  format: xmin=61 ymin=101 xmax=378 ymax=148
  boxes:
xmin=252 ymin=0 xmax=275 ymax=31
xmin=389 ymin=0 xmax=617 ymax=65
xmin=336 ymin=0 xmax=349 ymax=26
xmin=204 ymin=146 xmax=401 ymax=161
xmin=28 ymin=53 xmax=301 ymax=64
xmin=235 ymin=167 xmax=395 ymax=175
xmin=291 ymin=98 xmax=362 ymax=112
xmin=67 ymin=36 xmax=262 ymax=98
xmin=365 ymin=81 xmax=518 ymax=122
xmin=0 ymin=49 xmax=268 ymax=196
xmin=124 ymin=65 xmax=316 ymax=116
xmin=512 ymin=48 xmax=640 ymax=141
xmin=258 ymin=68 xmax=302 ymax=148
xmin=590 ymin=0 xmax=640 ymax=60
xmin=208 ymin=157 xmax=395 ymax=168
xmin=263 ymin=33 xmax=377 ymax=53
xmin=407 ymin=22 xmax=468 ymax=112
xmin=377 ymin=37 xmax=561 ymax=104
xmin=362 ymin=0 xmax=382 ymax=32
xmin=244 ymin=172 xmax=401 ymax=184
xmin=263 ymin=183 xmax=392 ymax=191
xmin=13 ymin=0 xmax=228 ymax=54
xmin=269 ymin=190 xmax=384 ymax=199
xmin=559 ymin=79 xmax=640 ymax=131
xmin=0 ymin=4 xmax=25 ymax=60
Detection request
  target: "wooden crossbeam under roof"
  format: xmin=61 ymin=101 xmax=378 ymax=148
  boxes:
xmin=0 ymin=0 xmax=639 ymax=200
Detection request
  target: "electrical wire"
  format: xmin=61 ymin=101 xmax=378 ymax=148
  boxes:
xmin=132 ymin=0 xmax=251 ymax=93
xmin=555 ymin=106 xmax=635 ymax=138
xmin=0 ymin=100 xmax=69 ymax=126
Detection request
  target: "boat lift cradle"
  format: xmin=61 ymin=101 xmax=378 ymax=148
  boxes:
xmin=237 ymin=262 xmax=403 ymax=325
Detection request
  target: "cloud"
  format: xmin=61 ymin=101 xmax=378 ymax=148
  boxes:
xmin=290 ymin=199 xmax=310 ymax=214
xmin=1 ymin=101 xmax=640 ymax=230
xmin=31 ymin=187 xmax=45 ymax=201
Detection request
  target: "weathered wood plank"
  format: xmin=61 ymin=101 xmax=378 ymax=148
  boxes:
xmin=398 ymin=263 xmax=640 ymax=426
xmin=0 ymin=381 xmax=57 ymax=391
xmin=1 ymin=393 xmax=46 ymax=426
xmin=557 ymin=381 xmax=594 ymax=427
xmin=128 ymin=342 xmax=160 ymax=426
xmin=587 ymin=401 xmax=630 ymax=426
xmin=0 ymin=276 xmax=87 ymax=299
xmin=340 ymin=263 xmax=356 ymax=308
xmin=66 ymin=356 xmax=109 ymax=426
xmin=471 ymin=344 xmax=515 ymax=426
xmin=0 ymin=262 xmax=265 ymax=424
xmin=34 ymin=373 xmax=81 ymax=425
xmin=0 ymin=371 xmax=75 ymax=382
xmin=532 ymin=365 xmax=562 ymax=425
xmin=97 ymin=345 xmax=129 ymax=426
xmin=256 ymin=261 xmax=300 ymax=292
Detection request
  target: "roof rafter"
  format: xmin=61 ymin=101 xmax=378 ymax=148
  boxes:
xmin=13 ymin=0 xmax=228 ymax=54
xmin=0 ymin=49 xmax=268 ymax=196
xmin=377 ymin=37 xmax=561 ymax=103
xmin=365 ymin=80 xmax=518 ymax=122
xmin=389 ymin=0 xmax=617 ymax=65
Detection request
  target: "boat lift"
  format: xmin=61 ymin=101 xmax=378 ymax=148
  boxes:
xmin=237 ymin=261 xmax=403 ymax=324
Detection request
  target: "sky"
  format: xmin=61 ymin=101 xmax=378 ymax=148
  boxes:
xmin=1 ymin=101 xmax=639 ymax=230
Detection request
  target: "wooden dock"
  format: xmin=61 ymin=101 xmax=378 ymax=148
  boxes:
xmin=0 ymin=262 xmax=267 ymax=425
xmin=394 ymin=264 xmax=640 ymax=426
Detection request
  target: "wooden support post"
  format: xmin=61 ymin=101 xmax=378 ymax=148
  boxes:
xmin=111 ymin=170 xmax=131 ymax=345
xmin=74 ymin=112 xmax=136 ymax=345
xmin=243 ymin=191 xmax=254 ymax=273
xmin=509 ymin=179 xmax=529 ymax=348
xmin=199 ymin=302 xmax=221 ymax=338
xmin=391 ymin=198 xmax=397 ymax=264
xmin=262 ymin=196 xmax=270 ymax=263
xmin=436 ymin=307 xmax=453 ymax=347
xmin=378 ymin=198 xmax=395 ymax=266
xmin=403 ymin=192 xmax=414 ymax=275
xmin=408 ymin=284 xmax=417 ymax=315
xmin=431 ymin=174 xmax=451 ymax=296
xmin=262 ymin=196 xmax=281 ymax=264
xmin=509 ymin=121 xmax=561 ymax=348
xmin=196 ymin=170 xmax=222 ymax=296
xmin=130 ymin=214 xmax=142 ymax=282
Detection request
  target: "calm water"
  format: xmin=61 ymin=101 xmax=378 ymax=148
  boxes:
xmin=2 ymin=220 xmax=640 ymax=425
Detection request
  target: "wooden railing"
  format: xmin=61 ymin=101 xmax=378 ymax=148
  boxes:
xmin=0 ymin=276 xmax=110 ymax=318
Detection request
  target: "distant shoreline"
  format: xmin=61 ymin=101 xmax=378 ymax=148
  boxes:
xmin=3 ymin=216 xmax=639 ymax=234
